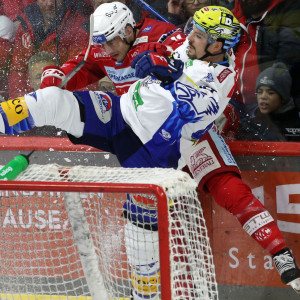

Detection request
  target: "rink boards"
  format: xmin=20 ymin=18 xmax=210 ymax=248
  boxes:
xmin=0 ymin=295 xmax=130 ymax=300
xmin=0 ymin=137 xmax=299 ymax=300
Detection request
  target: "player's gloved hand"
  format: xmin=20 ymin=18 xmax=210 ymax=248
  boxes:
xmin=40 ymin=66 xmax=66 ymax=89
xmin=135 ymin=42 xmax=170 ymax=57
xmin=214 ymin=103 xmax=240 ymax=141
xmin=131 ymin=51 xmax=184 ymax=85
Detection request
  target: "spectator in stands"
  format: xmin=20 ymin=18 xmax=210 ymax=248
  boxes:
xmin=231 ymin=0 xmax=300 ymax=121
xmin=165 ymin=0 xmax=234 ymax=28
xmin=216 ymin=0 xmax=234 ymax=10
xmin=0 ymin=0 xmax=34 ymax=29
xmin=21 ymin=50 xmax=65 ymax=136
xmin=126 ymin=0 xmax=170 ymax=23
xmin=28 ymin=51 xmax=57 ymax=91
xmin=0 ymin=15 xmax=15 ymax=102
xmin=236 ymin=63 xmax=300 ymax=141
xmin=98 ymin=76 xmax=117 ymax=95
xmin=8 ymin=0 xmax=89 ymax=98
xmin=167 ymin=0 xmax=212 ymax=27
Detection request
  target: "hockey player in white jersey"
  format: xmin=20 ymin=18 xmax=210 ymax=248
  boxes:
xmin=130 ymin=5 xmax=300 ymax=297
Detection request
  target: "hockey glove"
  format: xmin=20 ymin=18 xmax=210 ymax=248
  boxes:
xmin=132 ymin=51 xmax=184 ymax=85
xmin=214 ymin=103 xmax=240 ymax=141
xmin=134 ymin=42 xmax=170 ymax=57
xmin=40 ymin=66 xmax=66 ymax=89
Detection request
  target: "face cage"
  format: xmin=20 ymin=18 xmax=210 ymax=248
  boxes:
xmin=185 ymin=18 xmax=218 ymax=46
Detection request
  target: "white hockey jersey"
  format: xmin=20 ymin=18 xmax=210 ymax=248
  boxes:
xmin=120 ymin=39 xmax=238 ymax=168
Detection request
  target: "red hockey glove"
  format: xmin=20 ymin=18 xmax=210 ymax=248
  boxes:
xmin=214 ymin=103 xmax=240 ymax=141
xmin=135 ymin=42 xmax=171 ymax=57
xmin=40 ymin=66 xmax=66 ymax=89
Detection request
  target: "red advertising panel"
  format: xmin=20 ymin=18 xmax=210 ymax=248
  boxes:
xmin=209 ymin=171 xmax=300 ymax=288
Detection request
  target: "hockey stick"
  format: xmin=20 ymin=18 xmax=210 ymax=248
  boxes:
xmin=132 ymin=0 xmax=172 ymax=23
xmin=54 ymin=0 xmax=60 ymax=65
xmin=64 ymin=192 xmax=110 ymax=300
xmin=59 ymin=13 xmax=94 ymax=88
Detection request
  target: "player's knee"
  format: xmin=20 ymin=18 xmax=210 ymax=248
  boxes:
xmin=206 ymin=172 xmax=256 ymax=214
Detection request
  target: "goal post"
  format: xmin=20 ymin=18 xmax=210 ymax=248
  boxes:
xmin=0 ymin=164 xmax=218 ymax=300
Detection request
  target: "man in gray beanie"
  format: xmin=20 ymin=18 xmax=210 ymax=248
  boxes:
xmin=236 ymin=63 xmax=300 ymax=141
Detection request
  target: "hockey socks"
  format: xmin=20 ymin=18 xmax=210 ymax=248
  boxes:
xmin=235 ymin=198 xmax=286 ymax=254
xmin=206 ymin=172 xmax=286 ymax=254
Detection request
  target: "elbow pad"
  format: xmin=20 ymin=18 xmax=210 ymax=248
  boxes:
xmin=0 ymin=97 xmax=35 ymax=134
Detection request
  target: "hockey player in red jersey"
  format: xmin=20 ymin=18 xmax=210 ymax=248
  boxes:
xmin=40 ymin=1 xmax=185 ymax=95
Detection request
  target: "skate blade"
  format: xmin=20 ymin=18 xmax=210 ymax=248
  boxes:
xmin=289 ymin=277 xmax=300 ymax=293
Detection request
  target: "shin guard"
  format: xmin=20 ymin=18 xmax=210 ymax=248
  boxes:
xmin=236 ymin=199 xmax=286 ymax=254
xmin=206 ymin=172 xmax=286 ymax=254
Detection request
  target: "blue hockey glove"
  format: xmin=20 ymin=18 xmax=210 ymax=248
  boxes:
xmin=131 ymin=51 xmax=184 ymax=85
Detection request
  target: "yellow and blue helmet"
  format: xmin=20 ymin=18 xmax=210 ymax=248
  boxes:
xmin=193 ymin=6 xmax=241 ymax=51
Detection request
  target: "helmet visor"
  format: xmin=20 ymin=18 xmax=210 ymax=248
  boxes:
xmin=192 ymin=20 xmax=217 ymax=45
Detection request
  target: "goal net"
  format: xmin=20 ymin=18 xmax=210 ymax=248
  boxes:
xmin=0 ymin=164 xmax=218 ymax=300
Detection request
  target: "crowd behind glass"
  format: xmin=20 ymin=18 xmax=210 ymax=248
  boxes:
xmin=0 ymin=0 xmax=299 ymax=141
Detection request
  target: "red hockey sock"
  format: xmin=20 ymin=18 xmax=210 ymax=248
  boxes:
xmin=206 ymin=172 xmax=286 ymax=254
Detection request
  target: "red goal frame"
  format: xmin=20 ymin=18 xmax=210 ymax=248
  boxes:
xmin=0 ymin=180 xmax=172 ymax=299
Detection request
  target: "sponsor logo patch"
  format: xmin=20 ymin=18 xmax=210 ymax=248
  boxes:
xmin=243 ymin=212 xmax=274 ymax=236
xmin=141 ymin=26 xmax=153 ymax=33
xmin=130 ymin=264 xmax=160 ymax=296
xmin=188 ymin=140 xmax=221 ymax=182
xmin=254 ymin=227 xmax=272 ymax=241
xmin=217 ymin=68 xmax=232 ymax=83
xmin=0 ymin=97 xmax=29 ymax=126
xmin=159 ymin=129 xmax=171 ymax=141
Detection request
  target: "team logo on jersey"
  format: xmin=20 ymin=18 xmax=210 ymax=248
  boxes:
xmin=159 ymin=129 xmax=171 ymax=141
xmin=204 ymin=73 xmax=214 ymax=83
xmin=91 ymin=92 xmax=112 ymax=124
xmin=22 ymin=32 xmax=32 ymax=49
xmin=141 ymin=26 xmax=153 ymax=33
xmin=101 ymin=93 xmax=112 ymax=111
xmin=175 ymin=81 xmax=219 ymax=117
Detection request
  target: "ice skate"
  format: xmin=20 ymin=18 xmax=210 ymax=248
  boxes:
xmin=273 ymin=248 xmax=300 ymax=293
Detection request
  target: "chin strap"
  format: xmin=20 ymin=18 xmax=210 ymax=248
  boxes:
xmin=198 ymin=40 xmax=225 ymax=61
xmin=124 ymin=26 xmax=137 ymax=47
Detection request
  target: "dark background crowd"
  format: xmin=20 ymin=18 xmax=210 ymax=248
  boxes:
xmin=0 ymin=0 xmax=299 ymax=141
